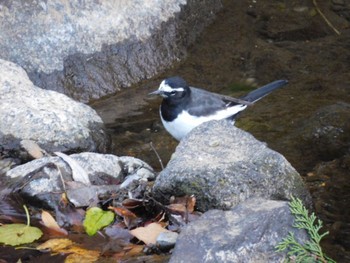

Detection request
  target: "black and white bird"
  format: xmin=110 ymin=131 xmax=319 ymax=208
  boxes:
xmin=149 ymin=76 xmax=288 ymax=141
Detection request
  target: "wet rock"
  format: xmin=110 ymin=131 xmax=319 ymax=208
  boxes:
xmin=169 ymin=198 xmax=309 ymax=263
xmin=119 ymin=156 xmax=157 ymax=189
xmin=297 ymin=102 xmax=350 ymax=163
xmin=305 ymin=155 xmax=350 ymax=261
xmin=156 ymin=231 xmax=179 ymax=251
xmin=152 ymin=120 xmax=311 ymax=212
xmin=0 ymin=60 xmax=110 ymax=159
xmin=0 ymin=0 xmax=222 ymax=102
xmin=5 ymin=152 xmax=155 ymax=208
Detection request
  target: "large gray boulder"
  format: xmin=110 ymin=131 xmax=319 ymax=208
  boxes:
xmin=0 ymin=60 xmax=109 ymax=157
xmin=169 ymin=198 xmax=309 ymax=263
xmin=0 ymin=0 xmax=222 ymax=102
xmin=152 ymin=120 xmax=311 ymax=211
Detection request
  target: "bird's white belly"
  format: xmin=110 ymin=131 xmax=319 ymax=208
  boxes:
xmin=160 ymin=105 xmax=246 ymax=140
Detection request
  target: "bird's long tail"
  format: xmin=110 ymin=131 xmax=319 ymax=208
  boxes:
xmin=242 ymin=80 xmax=288 ymax=103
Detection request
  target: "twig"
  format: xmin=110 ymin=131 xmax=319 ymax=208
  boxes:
xmin=313 ymin=0 xmax=341 ymax=35
xmin=54 ymin=163 xmax=67 ymax=192
xmin=149 ymin=141 xmax=164 ymax=170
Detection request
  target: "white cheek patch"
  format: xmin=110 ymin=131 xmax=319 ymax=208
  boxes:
xmin=159 ymin=81 xmax=184 ymax=93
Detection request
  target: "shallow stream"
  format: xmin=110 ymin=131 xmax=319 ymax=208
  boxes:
xmin=91 ymin=1 xmax=350 ymax=261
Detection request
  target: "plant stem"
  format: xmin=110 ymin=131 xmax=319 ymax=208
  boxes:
xmin=23 ymin=205 xmax=30 ymax=226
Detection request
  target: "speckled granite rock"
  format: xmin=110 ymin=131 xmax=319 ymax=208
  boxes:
xmin=0 ymin=60 xmax=109 ymax=157
xmin=153 ymin=120 xmax=311 ymax=211
xmin=0 ymin=0 xmax=222 ymax=102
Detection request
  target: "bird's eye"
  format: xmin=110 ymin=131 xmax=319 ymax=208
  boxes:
xmin=170 ymin=91 xmax=176 ymax=95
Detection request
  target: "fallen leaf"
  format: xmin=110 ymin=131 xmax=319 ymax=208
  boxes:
xmin=122 ymin=198 xmax=144 ymax=209
xmin=113 ymin=244 xmax=144 ymax=260
xmin=37 ymin=238 xmax=99 ymax=263
xmin=130 ymin=222 xmax=170 ymax=245
xmin=55 ymin=152 xmax=90 ymax=185
xmin=83 ymin=207 xmax=114 ymax=236
xmin=123 ymin=244 xmax=144 ymax=257
xmin=154 ymin=210 xmax=166 ymax=222
xmin=65 ymin=251 xmax=99 ymax=263
xmin=41 ymin=210 xmax=68 ymax=236
xmin=20 ymin=140 xmax=45 ymax=159
xmin=109 ymin=206 xmax=140 ymax=228
xmin=109 ymin=206 xmax=137 ymax=219
xmin=42 ymin=211 xmax=59 ymax=229
xmin=167 ymin=203 xmax=188 ymax=214
xmin=60 ymin=193 xmax=70 ymax=206
xmin=0 ymin=224 xmax=43 ymax=246
xmin=37 ymin=238 xmax=74 ymax=251
xmin=169 ymin=195 xmax=196 ymax=213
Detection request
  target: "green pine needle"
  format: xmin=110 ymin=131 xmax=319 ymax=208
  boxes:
xmin=275 ymin=196 xmax=336 ymax=263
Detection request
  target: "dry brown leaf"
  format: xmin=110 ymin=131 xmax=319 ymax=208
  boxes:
xmin=37 ymin=238 xmax=73 ymax=251
xmin=109 ymin=206 xmax=137 ymax=218
xmin=167 ymin=203 xmax=187 ymax=214
xmin=60 ymin=193 xmax=70 ymax=206
xmin=37 ymin=238 xmax=99 ymax=263
xmin=122 ymin=198 xmax=144 ymax=209
xmin=41 ymin=210 xmax=68 ymax=236
xmin=167 ymin=195 xmax=196 ymax=214
xmin=154 ymin=211 xmax=166 ymax=222
xmin=109 ymin=206 xmax=139 ymax=228
xmin=123 ymin=244 xmax=144 ymax=256
xmin=20 ymin=140 xmax=45 ymax=159
xmin=113 ymin=244 xmax=144 ymax=260
xmin=64 ymin=247 xmax=100 ymax=263
xmin=129 ymin=223 xmax=170 ymax=245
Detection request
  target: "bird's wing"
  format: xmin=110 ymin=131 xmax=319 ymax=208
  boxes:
xmin=219 ymin=94 xmax=253 ymax=105
xmin=187 ymin=87 xmax=247 ymax=117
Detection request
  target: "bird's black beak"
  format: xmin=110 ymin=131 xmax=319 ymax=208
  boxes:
xmin=148 ymin=90 xmax=162 ymax=96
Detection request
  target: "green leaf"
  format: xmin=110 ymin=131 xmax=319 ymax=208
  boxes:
xmin=83 ymin=207 xmax=114 ymax=236
xmin=275 ymin=197 xmax=336 ymax=262
xmin=0 ymin=224 xmax=43 ymax=246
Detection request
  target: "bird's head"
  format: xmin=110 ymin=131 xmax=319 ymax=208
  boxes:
xmin=149 ymin=76 xmax=189 ymax=99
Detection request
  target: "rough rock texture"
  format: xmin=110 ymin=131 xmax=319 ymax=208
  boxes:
xmin=6 ymin=152 xmax=155 ymax=208
xmin=0 ymin=0 xmax=222 ymax=102
xmin=296 ymin=102 xmax=350 ymax=163
xmin=152 ymin=120 xmax=311 ymax=211
xmin=169 ymin=198 xmax=309 ymax=263
xmin=0 ymin=59 xmax=109 ymax=157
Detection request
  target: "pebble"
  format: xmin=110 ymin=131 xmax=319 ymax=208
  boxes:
xmin=293 ymin=6 xmax=309 ymax=13
xmin=156 ymin=231 xmax=178 ymax=250
xmin=332 ymin=0 xmax=345 ymax=6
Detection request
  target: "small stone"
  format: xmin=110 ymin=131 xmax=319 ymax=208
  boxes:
xmin=156 ymin=231 xmax=178 ymax=250
xmin=293 ymin=6 xmax=309 ymax=12
xmin=332 ymin=0 xmax=345 ymax=6
xmin=20 ymin=140 xmax=46 ymax=159
xmin=208 ymin=140 xmax=220 ymax=147
xmin=0 ymin=158 xmax=20 ymax=175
